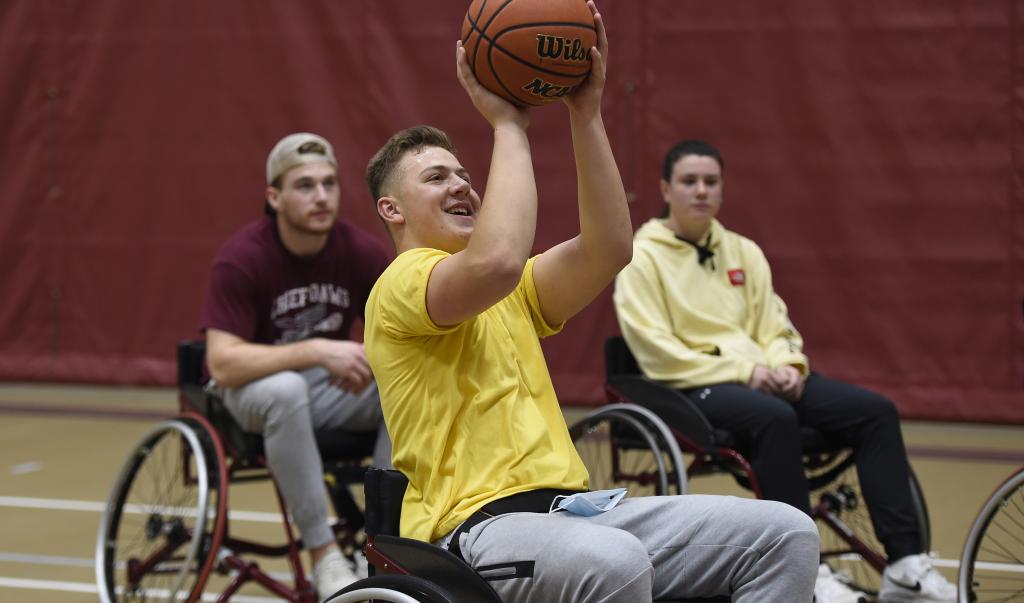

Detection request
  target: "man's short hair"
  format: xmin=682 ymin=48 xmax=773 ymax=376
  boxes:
xmin=662 ymin=139 xmax=725 ymax=181
xmin=264 ymin=132 xmax=338 ymax=216
xmin=365 ymin=125 xmax=457 ymax=203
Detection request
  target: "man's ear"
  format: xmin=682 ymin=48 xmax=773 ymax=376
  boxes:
xmin=659 ymin=179 xmax=670 ymax=203
xmin=266 ymin=186 xmax=282 ymax=212
xmin=377 ymin=197 xmax=405 ymax=225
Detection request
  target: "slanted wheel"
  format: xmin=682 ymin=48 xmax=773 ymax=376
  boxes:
xmin=570 ymin=406 xmax=682 ymax=496
xmin=810 ymin=451 xmax=930 ymax=596
xmin=327 ymin=574 xmax=459 ymax=602
xmin=96 ymin=418 xmax=226 ymax=603
xmin=958 ymin=466 xmax=1024 ymax=603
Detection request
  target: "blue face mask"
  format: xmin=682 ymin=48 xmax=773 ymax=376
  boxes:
xmin=549 ymin=488 xmax=628 ymax=517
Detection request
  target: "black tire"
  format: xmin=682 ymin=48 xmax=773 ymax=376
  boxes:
xmin=95 ymin=419 xmax=225 ymax=603
xmin=958 ymin=466 xmax=1024 ymax=603
xmin=569 ymin=408 xmax=671 ymax=496
xmin=810 ymin=452 xmax=930 ymax=596
xmin=326 ymin=574 xmax=458 ymax=603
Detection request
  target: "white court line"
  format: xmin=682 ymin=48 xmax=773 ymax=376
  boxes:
xmin=0 ymin=551 xmax=94 ymax=568
xmin=0 ymin=551 xmax=292 ymax=581
xmin=0 ymin=576 xmax=281 ymax=602
xmin=0 ymin=495 xmax=282 ymax=523
xmin=9 ymin=461 xmax=42 ymax=475
xmin=972 ymin=560 xmax=1024 ymax=573
xmin=0 ymin=496 xmax=326 ymax=600
xmin=0 ymin=576 xmax=97 ymax=594
xmin=819 ymin=552 xmax=963 ymax=570
xmin=932 ymin=557 xmax=960 ymax=569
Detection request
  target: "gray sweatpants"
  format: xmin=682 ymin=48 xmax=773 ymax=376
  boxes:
xmin=449 ymin=494 xmax=818 ymax=602
xmin=224 ymin=367 xmax=392 ymax=549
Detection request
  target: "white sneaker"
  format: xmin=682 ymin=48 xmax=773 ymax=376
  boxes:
xmin=312 ymin=549 xmax=360 ymax=601
xmin=814 ymin=564 xmax=869 ymax=603
xmin=879 ymin=553 xmax=956 ymax=602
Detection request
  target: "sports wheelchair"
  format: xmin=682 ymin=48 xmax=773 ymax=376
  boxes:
xmin=327 ymin=465 xmax=728 ymax=603
xmin=594 ymin=336 xmax=931 ymax=596
xmin=95 ymin=341 xmax=377 ymax=603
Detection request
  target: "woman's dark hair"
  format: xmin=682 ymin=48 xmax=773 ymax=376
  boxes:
xmin=661 ymin=139 xmax=725 ymax=181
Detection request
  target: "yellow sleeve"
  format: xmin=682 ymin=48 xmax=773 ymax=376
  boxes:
xmin=613 ymin=249 xmax=756 ymax=388
xmin=744 ymin=243 xmax=809 ymax=375
xmin=519 ymin=256 xmax=564 ymax=338
xmin=375 ymin=248 xmax=458 ymax=338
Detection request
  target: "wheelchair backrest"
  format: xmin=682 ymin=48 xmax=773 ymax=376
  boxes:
xmin=603 ymin=337 xmax=720 ymax=451
xmin=605 ymin=336 xmax=642 ymax=378
xmin=177 ymin=340 xmax=214 ymax=414
xmin=365 ymin=468 xmax=408 ymax=538
xmin=177 ymin=339 xmax=208 ymax=387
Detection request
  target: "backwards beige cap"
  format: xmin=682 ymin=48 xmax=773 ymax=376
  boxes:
xmin=266 ymin=133 xmax=338 ymax=185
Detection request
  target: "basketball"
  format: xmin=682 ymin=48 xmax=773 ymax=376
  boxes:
xmin=461 ymin=0 xmax=597 ymax=107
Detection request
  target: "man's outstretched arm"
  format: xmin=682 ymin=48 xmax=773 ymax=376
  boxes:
xmin=534 ymin=1 xmax=632 ymax=326
xmin=423 ymin=42 xmax=537 ymax=327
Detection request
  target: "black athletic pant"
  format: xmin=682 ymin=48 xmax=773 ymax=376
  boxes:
xmin=683 ymin=373 xmax=921 ymax=561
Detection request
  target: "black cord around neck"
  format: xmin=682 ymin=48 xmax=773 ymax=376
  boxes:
xmin=676 ymin=233 xmax=715 ymax=270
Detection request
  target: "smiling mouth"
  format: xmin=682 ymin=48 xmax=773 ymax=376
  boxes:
xmin=445 ymin=206 xmax=473 ymax=217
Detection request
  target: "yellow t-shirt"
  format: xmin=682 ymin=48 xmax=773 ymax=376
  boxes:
xmin=365 ymin=248 xmax=590 ymax=542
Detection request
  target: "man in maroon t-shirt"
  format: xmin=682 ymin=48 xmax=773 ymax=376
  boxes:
xmin=200 ymin=132 xmax=391 ymax=598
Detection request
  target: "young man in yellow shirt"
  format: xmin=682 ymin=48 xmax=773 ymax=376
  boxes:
xmin=362 ymin=5 xmax=819 ymax=602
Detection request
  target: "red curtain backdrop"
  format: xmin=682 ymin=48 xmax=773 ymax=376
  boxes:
xmin=2 ymin=1 xmax=1021 ymax=422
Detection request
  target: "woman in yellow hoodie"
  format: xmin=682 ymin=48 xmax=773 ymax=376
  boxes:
xmin=613 ymin=140 xmax=956 ymax=603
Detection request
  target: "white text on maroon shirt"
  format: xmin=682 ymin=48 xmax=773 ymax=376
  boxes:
xmin=271 ymin=284 xmax=351 ymax=320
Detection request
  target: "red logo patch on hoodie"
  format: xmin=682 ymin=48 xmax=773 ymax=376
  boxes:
xmin=728 ymin=269 xmax=746 ymax=286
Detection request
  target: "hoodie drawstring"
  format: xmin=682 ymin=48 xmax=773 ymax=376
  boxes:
xmin=676 ymin=233 xmax=716 ymax=270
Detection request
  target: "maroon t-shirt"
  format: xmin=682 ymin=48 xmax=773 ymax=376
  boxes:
xmin=200 ymin=217 xmax=391 ymax=344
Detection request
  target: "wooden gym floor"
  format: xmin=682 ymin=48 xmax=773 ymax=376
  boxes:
xmin=1 ymin=383 xmax=1022 ymax=602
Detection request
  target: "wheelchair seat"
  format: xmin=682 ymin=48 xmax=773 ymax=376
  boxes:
xmin=334 ymin=469 xmax=722 ymax=603
xmin=177 ymin=339 xmax=377 ymax=466
xmin=176 ymin=338 xmax=375 ymax=537
xmin=605 ymin=337 xmax=845 ymax=454
xmin=601 ymin=335 xmax=930 ymax=596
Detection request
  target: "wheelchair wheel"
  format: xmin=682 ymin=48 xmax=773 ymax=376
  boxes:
xmin=96 ymin=418 xmax=226 ymax=603
xmin=326 ymin=574 xmax=459 ymax=603
xmin=958 ymin=466 xmax=1024 ymax=603
xmin=569 ymin=407 xmax=673 ymax=496
xmin=809 ymin=452 xmax=930 ymax=595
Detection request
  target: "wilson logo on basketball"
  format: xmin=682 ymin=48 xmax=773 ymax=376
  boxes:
xmin=522 ymin=78 xmax=574 ymax=99
xmin=535 ymin=35 xmax=589 ymax=62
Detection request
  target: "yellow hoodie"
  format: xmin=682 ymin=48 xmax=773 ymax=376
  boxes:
xmin=613 ymin=218 xmax=808 ymax=389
